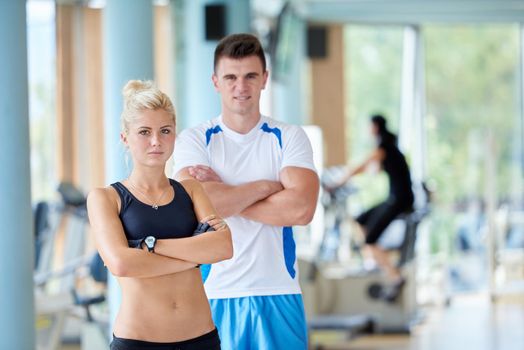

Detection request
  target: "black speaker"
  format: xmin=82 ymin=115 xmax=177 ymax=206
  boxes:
xmin=307 ymin=25 xmax=327 ymax=58
xmin=205 ymin=4 xmax=226 ymax=41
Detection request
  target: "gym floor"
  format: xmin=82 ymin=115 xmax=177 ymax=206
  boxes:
xmin=309 ymin=293 xmax=524 ymax=350
xmin=59 ymin=293 xmax=524 ymax=350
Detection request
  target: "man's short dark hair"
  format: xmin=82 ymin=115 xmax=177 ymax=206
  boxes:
xmin=214 ymin=33 xmax=266 ymax=72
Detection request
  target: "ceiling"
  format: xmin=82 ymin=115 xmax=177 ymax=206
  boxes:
xmin=256 ymin=0 xmax=524 ymax=24
xmin=51 ymin=0 xmax=524 ymax=25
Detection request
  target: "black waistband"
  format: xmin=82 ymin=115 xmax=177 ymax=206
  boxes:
xmin=111 ymin=328 xmax=219 ymax=348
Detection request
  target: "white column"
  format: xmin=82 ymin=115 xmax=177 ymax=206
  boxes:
xmin=0 ymin=1 xmax=35 ymax=349
xmin=513 ymin=25 xmax=524 ymax=207
xmin=400 ymin=25 xmax=427 ymax=205
xmin=103 ymin=0 xmax=154 ymax=335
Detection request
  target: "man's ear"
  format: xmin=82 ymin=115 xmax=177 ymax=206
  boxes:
xmin=262 ymin=70 xmax=269 ymax=90
xmin=212 ymin=74 xmax=219 ymax=91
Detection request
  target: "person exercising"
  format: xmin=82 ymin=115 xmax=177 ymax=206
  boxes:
xmin=336 ymin=114 xmax=414 ymax=301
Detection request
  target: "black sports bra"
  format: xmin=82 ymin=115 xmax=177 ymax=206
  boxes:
xmin=111 ymin=179 xmax=199 ymax=245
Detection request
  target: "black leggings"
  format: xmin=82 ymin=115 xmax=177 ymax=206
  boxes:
xmin=356 ymin=196 xmax=413 ymax=245
xmin=110 ymin=328 xmax=220 ymax=350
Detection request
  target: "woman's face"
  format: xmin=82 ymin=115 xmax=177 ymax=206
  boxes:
xmin=121 ymin=109 xmax=176 ymax=168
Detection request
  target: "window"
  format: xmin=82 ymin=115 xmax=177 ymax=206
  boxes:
xmin=27 ymin=0 xmax=56 ymax=202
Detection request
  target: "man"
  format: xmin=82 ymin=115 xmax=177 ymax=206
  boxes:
xmin=173 ymin=33 xmax=319 ymax=349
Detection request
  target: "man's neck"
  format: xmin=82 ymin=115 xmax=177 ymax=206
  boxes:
xmin=222 ymin=111 xmax=262 ymax=134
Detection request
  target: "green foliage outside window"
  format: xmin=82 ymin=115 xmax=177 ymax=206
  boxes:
xmin=344 ymin=24 xmax=521 ymax=256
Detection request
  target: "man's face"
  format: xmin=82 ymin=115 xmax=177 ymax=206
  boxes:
xmin=212 ymin=55 xmax=268 ymax=117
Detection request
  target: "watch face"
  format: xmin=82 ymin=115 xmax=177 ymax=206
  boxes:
xmin=145 ymin=236 xmax=155 ymax=247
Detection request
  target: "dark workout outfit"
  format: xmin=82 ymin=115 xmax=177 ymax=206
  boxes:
xmin=109 ymin=179 xmax=221 ymax=350
xmin=356 ymin=139 xmax=414 ymax=245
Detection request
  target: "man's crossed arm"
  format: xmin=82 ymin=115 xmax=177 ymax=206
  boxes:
xmin=175 ymin=165 xmax=319 ymax=226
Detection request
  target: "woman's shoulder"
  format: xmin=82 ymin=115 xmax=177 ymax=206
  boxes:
xmin=87 ymin=185 xmax=119 ymax=206
xmin=177 ymin=178 xmax=202 ymax=194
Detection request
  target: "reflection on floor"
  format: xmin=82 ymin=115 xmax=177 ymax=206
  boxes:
xmin=61 ymin=345 xmax=81 ymax=350
xmin=60 ymin=293 xmax=523 ymax=350
xmin=310 ymin=293 xmax=524 ymax=350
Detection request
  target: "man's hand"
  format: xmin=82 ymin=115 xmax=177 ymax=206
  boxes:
xmin=188 ymin=165 xmax=222 ymax=182
xmin=200 ymin=214 xmax=228 ymax=231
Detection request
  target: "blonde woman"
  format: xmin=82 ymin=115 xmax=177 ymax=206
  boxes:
xmin=87 ymin=80 xmax=231 ymax=350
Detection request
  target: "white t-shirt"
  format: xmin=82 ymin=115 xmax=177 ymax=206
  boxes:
xmin=173 ymin=115 xmax=316 ymax=299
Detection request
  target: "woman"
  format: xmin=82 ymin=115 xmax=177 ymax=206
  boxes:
xmin=337 ymin=114 xmax=414 ymax=301
xmin=87 ymin=80 xmax=232 ymax=349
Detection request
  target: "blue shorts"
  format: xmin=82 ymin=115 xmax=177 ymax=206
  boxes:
xmin=209 ymin=294 xmax=307 ymax=350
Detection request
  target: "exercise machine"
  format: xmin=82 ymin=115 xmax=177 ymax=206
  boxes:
xmin=301 ymin=167 xmax=430 ymax=341
xmin=34 ymin=182 xmax=108 ymax=350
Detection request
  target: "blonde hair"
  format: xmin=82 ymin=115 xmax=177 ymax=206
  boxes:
xmin=121 ymin=80 xmax=176 ymax=134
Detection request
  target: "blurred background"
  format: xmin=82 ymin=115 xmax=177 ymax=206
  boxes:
xmin=2 ymin=0 xmax=524 ymax=349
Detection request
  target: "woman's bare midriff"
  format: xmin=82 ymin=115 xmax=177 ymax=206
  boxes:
xmin=113 ymin=268 xmax=215 ymax=342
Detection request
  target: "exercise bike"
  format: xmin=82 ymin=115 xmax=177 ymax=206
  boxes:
xmin=300 ymin=167 xmax=430 ymax=341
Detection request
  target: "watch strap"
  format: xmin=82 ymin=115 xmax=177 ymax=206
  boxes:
xmin=193 ymin=222 xmax=216 ymax=236
xmin=127 ymin=239 xmax=143 ymax=249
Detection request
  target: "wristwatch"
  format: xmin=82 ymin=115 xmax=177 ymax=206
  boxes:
xmin=142 ymin=236 xmax=156 ymax=252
